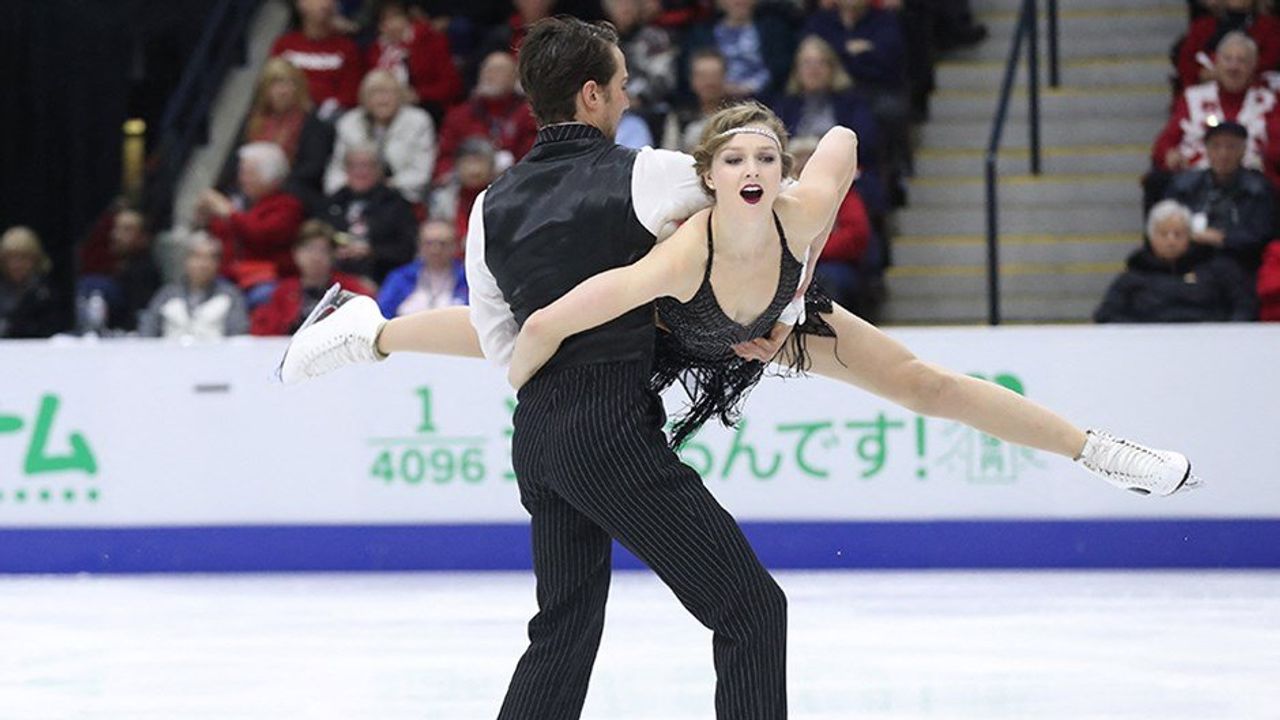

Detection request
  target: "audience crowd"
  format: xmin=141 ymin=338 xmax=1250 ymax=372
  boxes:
xmin=22 ymin=0 xmax=1172 ymax=335
xmin=1113 ymin=0 xmax=1280 ymax=322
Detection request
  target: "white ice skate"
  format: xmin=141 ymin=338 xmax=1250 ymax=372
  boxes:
xmin=274 ymin=283 xmax=388 ymax=384
xmin=1075 ymin=429 xmax=1201 ymax=496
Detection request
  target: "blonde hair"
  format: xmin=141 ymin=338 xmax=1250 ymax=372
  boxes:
xmin=359 ymin=69 xmax=414 ymax=109
xmin=691 ymin=101 xmax=794 ymax=197
xmin=786 ymin=36 xmax=853 ymax=95
xmin=1 ymin=226 xmax=52 ymax=275
xmin=246 ymin=57 xmax=313 ymax=139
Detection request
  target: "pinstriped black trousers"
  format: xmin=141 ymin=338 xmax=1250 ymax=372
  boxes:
xmin=497 ymin=361 xmax=787 ymax=720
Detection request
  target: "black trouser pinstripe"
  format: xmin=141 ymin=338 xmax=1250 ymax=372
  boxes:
xmin=497 ymin=361 xmax=787 ymax=720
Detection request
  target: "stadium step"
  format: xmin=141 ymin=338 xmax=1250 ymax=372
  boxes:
xmin=882 ymin=0 xmax=1175 ymax=324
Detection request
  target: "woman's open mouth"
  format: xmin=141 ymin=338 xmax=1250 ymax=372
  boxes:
xmin=740 ymin=184 xmax=764 ymax=204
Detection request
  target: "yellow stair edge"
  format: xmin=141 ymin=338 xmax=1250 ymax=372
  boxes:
xmin=934 ymin=84 xmax=1168 ymax=99
xmin=910 ymin=171 xmax=1137 ymax=187
xmin=888 ymin=261 xmax=1124 ymax=278
xmin=939 ymin=55 xmax=1167 ymax=69
xmin=895 ymin=233 xmax=1134 ymax=246
xmin=980 ymin=7 xmax=1183 ymax=21
xmin=916 ymin=144 xmax=1149 ymax=159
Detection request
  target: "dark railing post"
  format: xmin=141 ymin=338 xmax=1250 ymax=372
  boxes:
xmin=984 ymin=155 xmax=1001 ymax=326
xmin=1047 ymin=0 xmax=1060 ymax=88
xmin=1028 ymin=0 xmax=1041 ymax=175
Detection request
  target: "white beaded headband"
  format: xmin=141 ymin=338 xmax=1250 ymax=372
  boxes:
xmin=714 ymin=126 xmax=782 ymax=149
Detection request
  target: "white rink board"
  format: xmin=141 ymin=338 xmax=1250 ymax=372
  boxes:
xmin=1 ymin=324 xmax=1277 ymax=528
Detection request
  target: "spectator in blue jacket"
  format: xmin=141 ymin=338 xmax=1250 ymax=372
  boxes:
xmin=680 ymin=0 xmax=798 ymax=100
xmin=378 ymin=219 xmax=468 ymax=317
xmin=772 ymin=35 xmax=886 ymax=215
xmin=804 ymin=0 xmax=910 ymax=203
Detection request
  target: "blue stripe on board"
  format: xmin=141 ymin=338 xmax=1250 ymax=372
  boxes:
xmin=1 ymin=519 xmax=1277 ymax=574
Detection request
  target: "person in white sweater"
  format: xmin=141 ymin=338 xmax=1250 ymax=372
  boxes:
xmin=324 ymin=69 xmax=436 ymax=204
xmin=139 ymin=233 xmax=249 ymax=340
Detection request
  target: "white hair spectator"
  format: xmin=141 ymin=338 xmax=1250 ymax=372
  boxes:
xmin=1146 ymin=200 xmax=1192 ymax=239
xmin=344 ymin=142 xmax=382 ymax=165
xmin=185 ymin=230 xmax=222 ymax=258
xmin=237 ymin=142 xmax=291 ymax=186
xmin=1216 ymin=30 xmax=1259 ymax=60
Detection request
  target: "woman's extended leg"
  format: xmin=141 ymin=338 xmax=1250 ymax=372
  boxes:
xmin=792 ymin=304 xmax=1087 ymax=459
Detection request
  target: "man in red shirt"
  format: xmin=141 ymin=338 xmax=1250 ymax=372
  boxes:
xmin=271 ymin=0 xmax=364 ymax=116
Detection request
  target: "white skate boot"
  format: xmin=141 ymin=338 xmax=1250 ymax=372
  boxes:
xmin=1074 ymin=429 xmax=1201 ymax=496
xmin=275 ymin=283 xmax=388 ymax=384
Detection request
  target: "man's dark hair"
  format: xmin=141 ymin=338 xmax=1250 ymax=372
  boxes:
xmin=518 ymin=17 xmax=620 ymax=126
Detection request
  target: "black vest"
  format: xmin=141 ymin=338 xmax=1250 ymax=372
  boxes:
xmin=483 ymin=124 xmax=657 ymax=372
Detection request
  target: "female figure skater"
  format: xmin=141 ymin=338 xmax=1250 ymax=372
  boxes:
xmin=279 ymin=103 xmax=1198 ymax=496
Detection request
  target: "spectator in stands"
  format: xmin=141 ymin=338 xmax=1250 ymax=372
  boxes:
xmin=1094 ymin=200 xmax=1256 ymax=323
xmin=1177 ymin=0 xmax=1280 ymax=90
xmin=790 ymin=135 xmax=881 ymax=314
xmin=271 ymin=0 xmax=364 ymax=117
xmin=1165 ymin=120 xmax=1274 ymax=273
xmin=366 ymin=0 xmax=463 ymax=123
xmin=772 ymin=35 xmax=886 ymax=215
xmin=321 ymin=143 xmax=419 ymax=283
xmin=0 ymin=227 xmax=60 ymax=339
xmin=662 ymin=48 xmax=728 ymax=151
xmin=682 ymin=0 xmax=796 ymax=99
xmin=326 ymin=69 xmax=437 ymax=204
xmin=199 ymin=142 xmax=306 ymax=305
xmin=1257 ymin=239 xmax=1280 ymax=319
xmin=435 ymin=51 xmax=538 ymax=179
xmin=251 ymin=220 xmax=375 ymax=336
xmin=473 ymin=0 xmax=557 ymax=80
xmin=804 ymin=0 xmax=910 ymax=204
xmin=76 ymin=208 xmax=161 ymax=333
xmin=377 ymin=219 xmax=468 ymax=316
xmin=604 ymin=0 xmax=677 ymax=116
xmin=1149 ymin=32 xmax=1276 ymax=207
xmin=139 ymin=233 xmax=250 ymax=339
xmin=647 ymin=0 xmax=713 ymax=31
xmin=222 ymin=57 xmax=335 ymax=216
xmin=428 ymin=137 xmax=497 ymax=242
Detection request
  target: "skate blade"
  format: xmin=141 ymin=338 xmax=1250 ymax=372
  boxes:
xmin=272 ymin=283 xmax=344 ymax=383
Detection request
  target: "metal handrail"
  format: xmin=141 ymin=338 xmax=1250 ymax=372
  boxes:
xmin=144 ymin=0 xmax=261 ymax=229
xmin=982 ymin=0 xmax=1060 ymax=326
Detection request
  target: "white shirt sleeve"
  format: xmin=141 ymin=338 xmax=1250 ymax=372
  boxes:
xmin=631 ymin=147 xmax=711 ymax=240
xmin=463 ymin=190 xmax=519 ymax=366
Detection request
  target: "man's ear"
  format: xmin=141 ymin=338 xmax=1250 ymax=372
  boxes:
xmin=581 ymin=80 xmax=601 ymax=108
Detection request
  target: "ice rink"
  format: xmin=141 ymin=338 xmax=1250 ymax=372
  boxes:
xmin=4 ymin=570 xmax=1278 ymax=719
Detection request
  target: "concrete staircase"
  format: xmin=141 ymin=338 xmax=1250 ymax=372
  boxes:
xmin=883 ymin=0 xmax=1185 ymax=324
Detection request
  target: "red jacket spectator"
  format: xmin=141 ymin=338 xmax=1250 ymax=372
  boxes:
xmin=1258 ymin=241 xmax=1280 ymax=320
xmin=435 ymin=95 xmax=537 ymax=180
xmin=1177 ymin=13 xmax=1280 ymax=90
xmin=208 ymin=190 xmax=306 ymax=285
xmin=250 ymin=272 xmax=373 ymax=336
xmin=367 ymin=19 xmax=462 ymax=113
xmin=818 ymin=188 xmax=872 ymax=264
xmin=271 ymin=31 xmax=364 ymax=110
xmin=1150 ymin=81 xmax=1276 ymax=175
